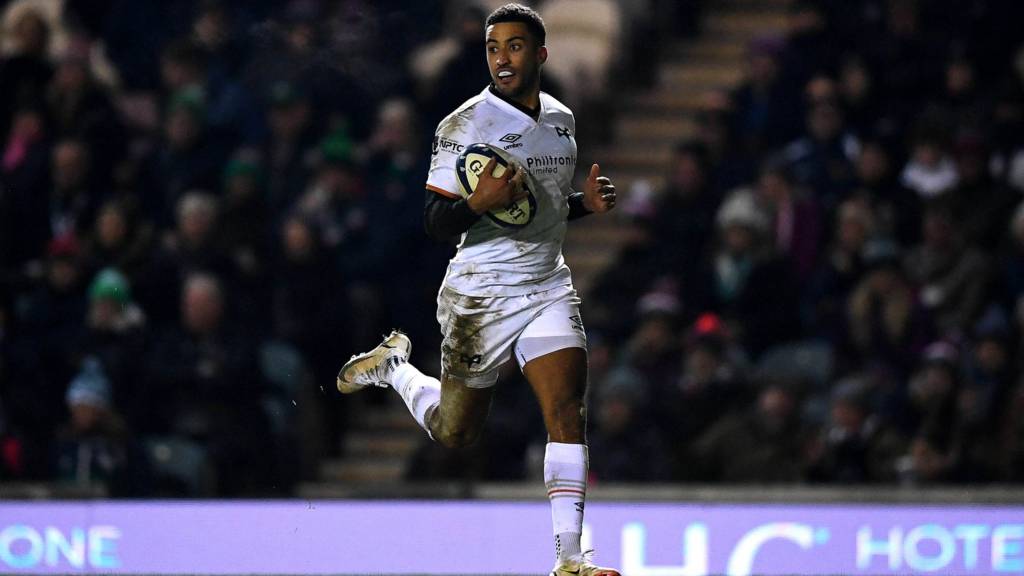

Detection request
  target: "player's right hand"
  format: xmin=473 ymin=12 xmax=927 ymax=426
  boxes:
xmin=467 ymin=157 xmax=528 ymax=215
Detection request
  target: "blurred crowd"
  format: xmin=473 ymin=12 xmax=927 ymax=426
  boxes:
xmin=4 ymin=0 xmax=1023 ymax=497
xmin=0 ymin=0 xmax=688 ymax=496
xmin=574 ymin=0 xmax=1024 ymax=485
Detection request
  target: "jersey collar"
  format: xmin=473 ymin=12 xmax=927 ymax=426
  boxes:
xmin=485 ymin=84 xmax=542 ymax=122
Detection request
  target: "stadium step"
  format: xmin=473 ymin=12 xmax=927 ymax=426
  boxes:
xmin=562 ymin=0 xmax=790 ymax=299
xmin=667 ymin=39 xmax=750 ymax=63
xmin=624 ymin=90 xmax=709 ymax=114
xmin=615 ymin=114 xmax=697 ymax=145
xmin=319 ymin=455 xmax=408 ymax=484
xmin=657 ymin=62 xmax=745 ymax=90
xmin=702 ymin=10 xmax=791 ymax=38
xmin=351 ymin=402 xmax=421 ymax=432
xmin=343 ymin=430 xmax=420 ymax=459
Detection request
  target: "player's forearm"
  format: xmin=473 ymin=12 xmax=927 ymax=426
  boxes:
xmin=424 ymin=189 xmax=481 ymax=241
xmin=567 ymin=192 xmax=592 ymax=220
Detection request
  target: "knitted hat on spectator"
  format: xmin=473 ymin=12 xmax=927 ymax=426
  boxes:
xmin=88 ymin=268 xmax=131 ymax=304
xmin=320 ymin=130 xmax=354 ymax=167
xmin=169 ymin=86 xmax=206 ymax=120
xmin=716 ymin=188 xmax=770 ymax=233
xmin=223 ymin=156 xmax=262 ymax=183
xmin=47 ymin=233 xmax=81 ymax=260
xmin=66 ymin=357 xmax=111 ymax=409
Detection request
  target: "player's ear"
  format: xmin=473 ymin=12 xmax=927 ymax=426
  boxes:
xmin=537 ymin=45 xmax=548 ymax=66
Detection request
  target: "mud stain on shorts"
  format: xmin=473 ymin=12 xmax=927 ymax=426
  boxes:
xmin=442 ymin=292 xmax=488 ymax=376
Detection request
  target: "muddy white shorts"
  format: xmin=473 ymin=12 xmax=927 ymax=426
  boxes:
xmin=436 ymin=284 xmax=587 ymax=388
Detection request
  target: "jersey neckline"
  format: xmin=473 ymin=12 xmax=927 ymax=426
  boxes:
xmin=486 ymin=84 xmax=543 ymax=122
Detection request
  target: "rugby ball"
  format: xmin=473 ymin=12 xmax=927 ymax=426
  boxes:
xmin=456 ymin=143 xmax=537 ymax=228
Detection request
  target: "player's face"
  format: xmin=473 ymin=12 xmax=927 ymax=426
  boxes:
xmin=485 ymin=22 xmax=546 ymax=103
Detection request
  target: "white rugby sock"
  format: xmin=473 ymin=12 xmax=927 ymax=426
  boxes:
xmin=390 ymin=363 xmax=441 ymax=436
xmin=545 ymin=442 xmax=587 ymax=563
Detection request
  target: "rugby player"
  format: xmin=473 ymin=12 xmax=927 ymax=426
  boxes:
xmin=337 ymin=4 xmax=619 ymax=574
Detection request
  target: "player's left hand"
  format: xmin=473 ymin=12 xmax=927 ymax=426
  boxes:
xmin=583 ymin=163 xmax=616 ymax=213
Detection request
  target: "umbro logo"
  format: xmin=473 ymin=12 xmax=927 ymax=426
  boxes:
xmin=555 ymin=126 xmax=572 ymax=141
xmin=500 ymin=133 xmax=523 ymax=149
xmin=569 ymin=314 xmax=584 ymax=332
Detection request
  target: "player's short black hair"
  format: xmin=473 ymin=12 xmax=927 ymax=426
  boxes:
xmin=485 ymin=3 xmax=546 ymax=46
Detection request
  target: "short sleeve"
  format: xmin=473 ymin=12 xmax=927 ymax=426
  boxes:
xmin=425 ymin=111 xmax=479 ymax=199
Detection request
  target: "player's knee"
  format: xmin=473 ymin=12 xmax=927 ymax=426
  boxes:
xmin=546 ymin=396 xmax=586 ymax=442
xmin=434 ymin=422 xmax=483 ymax=448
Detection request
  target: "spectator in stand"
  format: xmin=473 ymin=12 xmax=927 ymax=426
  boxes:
xmin=0 ymin=8 xmax=52 ymax=138
xmin=731 ymin=36 xmax=800 ymax=155
xmin=615 ymin=305 xmax=682 ymax=395
xmin=588 ymin=370 xmax=668 ymax=482
xmin=1 ymin=104 xmax=51 ymax=267
xmin=160 ymin=37 xmax=258 ymax=145
xmin=900 ymin=122 xmax=959 ymax=200
xmin=269 ymin=214 xmax=347 ymax=452
xmin=218 ymin=150 xmax=271 ymax=325
xmin=139 ymin=191 xmax=234 ymax=326
xmin=0 ymin=395 xmax=26 ymax=480
xmin=804 ymin=374 xmax=906 ymax=483
xmin=49 ymin=138 xmax=100 ymax=240
xmin=81 ymin=197 xmax=155 ymax=287
xmin=261 ymin=81 xmax=318 ymax=221
xmin=78 ymin=268 xmax=148 ymax=434
xmin=949 ymin=132 xmax=1017 ymax=251
xmin=46 ymin=41 xmax=123 ymax=182
xmin=424 ymin=5 xmax=491 ymax=128
xmin=145 ymin=273 xmax=274 ymax=495
xmin=52 ymin=356 xmax=149 ymax=495
xmin=149 ymin=87 xmax=227 ymax=225
xmin=695 ymin=95 xmax=755 ymax=193
xmin=864 ymin=0 xmax=936 ymax=130
xmin=939 ymin=51 xmax=987 ymax=125
xmin=650 ymin=141 xmax=719 ymax=282
xmin=296 ymin=133 xmax=374 ymax=292
xmin=5 ymin=234 xmax=87 ymax=476
xmin=688 ymin=189 xmax=800 ymax=359
xmin=807 ymin=198 xmax=873 ymax=340
xmin=756 ymin=159 xmax=821 ymax=283
xmin=844 ymin=238 xmax=922 ymax=376
xmin=190 ymin=1 xmax=250 ymax=83
xmin=690 ymin=381 xmax=804 ymax=483
xmin=781 ymin=76 xmax=860 ymax=213
xmin=850 ymin=137 xmax=920 ymax=245
xmin=948 ymin=308 xmax=1014 ymax=482
xmin=837 ymin=54 xmax=884 ymax=138
xmin=900 ymin=341 xmax=963 ymax=484
xmin=777 ymin=1 xmax=836 ymax=96
xmin=904 ymin=200 xmax=990 ymax=338
xmin=363 ymin=98 xmax=445 ymax=339
xmin=657 ymin=313 xmax=747 ymax=480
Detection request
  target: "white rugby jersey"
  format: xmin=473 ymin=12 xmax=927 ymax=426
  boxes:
xmin=426 ymin=86 xmax=578 ymax=297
